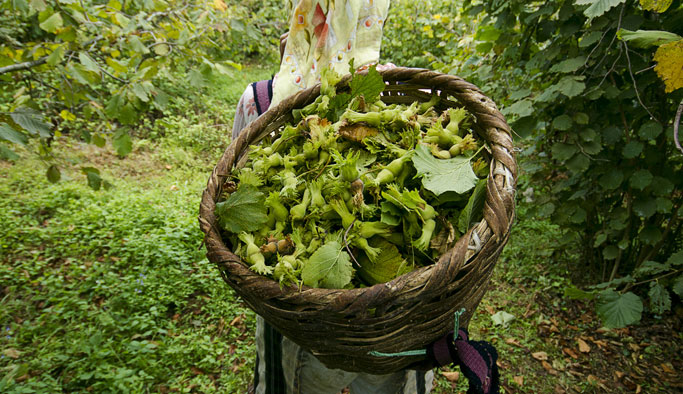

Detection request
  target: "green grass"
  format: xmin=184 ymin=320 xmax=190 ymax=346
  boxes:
xmin=0 ymin=66 xmax=275 ymax=393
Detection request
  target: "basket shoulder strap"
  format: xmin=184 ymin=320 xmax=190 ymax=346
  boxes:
xmin=252 ymin=79 xmax=274 ymax=116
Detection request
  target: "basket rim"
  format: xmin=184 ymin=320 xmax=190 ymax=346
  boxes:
xmin=199 ymin=66 xmax=516 ymax=311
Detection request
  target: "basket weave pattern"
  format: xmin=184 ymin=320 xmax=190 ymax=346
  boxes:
xmin=199 ymin=68 xmax=517 ymax=373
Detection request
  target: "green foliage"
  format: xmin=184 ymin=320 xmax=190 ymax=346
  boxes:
xmin=412 ymin=144 xmax=479 ymax=195
xmin=0 ymin=159 xmax=255 ymax=392
xmin=596 ymin=290 xmax=643 ymax=328
xmin=382 ymin=0 xmax=682 ymax=327
xmin=216 ymin=185 xmax=269 ymax=234
xmin=301 ymin=241 xmax=354 ymax=289
xmin=0 ymin=0 xmax=285 ymax=184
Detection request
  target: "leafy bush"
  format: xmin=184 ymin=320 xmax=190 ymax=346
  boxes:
xmin=383 ymin=0 xmax=682 ymax=326
xmin=0 ymin=0 xmax=285 ymax=179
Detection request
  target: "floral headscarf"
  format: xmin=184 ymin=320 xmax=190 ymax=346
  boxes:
xmin=271 ymin=0 xmax=391 ymax=106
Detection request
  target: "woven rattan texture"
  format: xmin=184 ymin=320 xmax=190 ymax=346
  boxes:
xmin=199 ymin=67 xmax=517 ymax=373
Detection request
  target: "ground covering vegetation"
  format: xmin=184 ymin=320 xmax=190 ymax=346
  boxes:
xmin=1 ymin=0 xmax=681 ymax=392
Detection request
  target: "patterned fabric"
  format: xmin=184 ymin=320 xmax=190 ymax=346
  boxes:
xmin=271 ymin=0 xmax=391 ymax=105
xmin=232 ymin=80 xmax=274 ymax=142
xmin=426 ymin=329 xmax=500 ymax=394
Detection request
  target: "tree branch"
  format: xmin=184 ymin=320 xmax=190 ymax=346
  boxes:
xmin=674 ymin=99 xmax=683 ymax=154
xmin=0 ymin=57 xmax=48 ymax=75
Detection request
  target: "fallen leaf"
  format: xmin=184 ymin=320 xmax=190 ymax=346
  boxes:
xmin=441 ymin=371 xmax=460 ymax=382
xmin=3 ymin=348 xmax=20 ymax=359
xmin=165 ymin=165 xmax=172 ymax=170
xmin=505 ymin=338 xmax=522 ymax=347
xmin=636 ymin=385 xmax=642 ymax=394
xmin=190 ymin=366 xmax=203 ymax=375
xmin=554 ymin=385 xmax=566 ymax=394
xmin=542 ymin=360 xmax=558 ymax=375
xmin=628 ymin=343 xmax=640 ymax=352
xmin=615 ymin=370 xmax=624 ymax=379
xmin=230 ymin=315 xmax=243 ymax=326
xmin=660 ymin=363 xmax=674 ymax=374
xmin=587 ymin=375 xmax=598 ymax=385
xmin=563 ymin=347 xmax=579 ymax=359
xmin=577 ymin=338 xmax=591 ymax=353
xmin=170 ymin=185 xmax=178 ymax=191
xmin=532 ymin=351 xmax=549 ymax=361
xmin=513 ymin=376 xmax=524 ymax=386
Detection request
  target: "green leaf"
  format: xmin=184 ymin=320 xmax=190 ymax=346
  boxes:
xmin=556 ymin=76 xmax=586 ymax=97
xmin=412 ymin=144 xmax=478 ymax=196
xmin=550 ymin=56 xmax=586 ymax=73
xmin=46 ymin=45 xmax=65 ymax=66
xmin=132 ymin=83 xmax=150 ymax=102
xmin=574 ymin=113 xmax=590 ymax=125
xmin=618 ymin=29 xmax=681 ymax=48
xmin=39 ymin=11 xmax=63 ymax=33
xmin=596 ymin=289 xmax=642 ymax=328
xmin=10 ymin=108 xmax=52 ymax=138
xmin=638 ymin=121 xmax=662 ymax=140
xmin=552 ymin=115 xmax=572 ymax=130
xmin=639 ymin=0 xmax=673 ymax=12
xmin=112 ymin=129 xmax=132 ymax=157
xmin=622 ymin=141 xmax=643 ymax=158
xmin=356 ymin=238 xmax=408 ymax=285
xmin=46 ymin=165 xmax=60 ymax=183
xmin=215 ymin=184 xmax=268 ymax=234
xmin=594 ymin=232 xmax=607 ymax=247
xmin=508 ymin=88 xmax=531 ymax=100
xmin=128 ymin=35 xmax=150 ymax=54
xmin=667 ymin=250 xmax=683 ymax=266
xmin=564 ymin=287 xmax=596 ymax=300
xmin=648 ymin=282 xmax=671 ymax=314
xmin=349 ymin=65 xmax=385 ymax=104
xmin=0 ymin=145 xmax=19 ymax=160
xmin=629 ymin=169 xmax=653 ymax=190
xmin=566 ymin=153 xmax=590 ymax=173
xmin=188 ymin=69 xmax=205 ymax=87
xmin=655 ymin=197 xmax=673 ymax=213
xmin=92 ymin=133 xmax=106 ymax=148
xmin=639 ymin=226 xmax=662 ymax=245
xmin=551 ymin=142 xmax=577 ymax=161
xmin=476 ymin=26 xmax=502 ymax=42
xmin=301 ymin=241 xmax=353 ymax=289
xmin=491 ymin=311 xmax=515 ymax=326
xmin=603 ymin=245 xmax=619 ymax=260
xmin=81 ymin=167 xmax=102 ymax=190
xmin=0 ymin=123 xmax=28 ymax=146
xmin=501 ymin=99 xmax=534 ymax=117
xmin=633 ymin=198 xmax=656 ymax=218
xmin=650 ymin=177 xmax=674 ymax=196
xmin=106 ymin=57 xmax=129 ymax=74
xmin=457 ymin=179 xmax=487 ymax=234
xmin=79 ymin=52 xmax=100 ymax=73
xmin=634 ymin=261 xmax=668 ymax=277
xmin=579 ymin=31 xmax=603 ymax=48
xmin=575 ymin=0 xmax=627 ymax=19
xmin=380 ymin=201 xmax=402 ymax=226
xmin=673 ymin=275 xmax=683 ymax=297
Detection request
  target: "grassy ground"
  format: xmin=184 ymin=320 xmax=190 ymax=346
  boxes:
xmin=1 ymin=65 xmax=681 ymax=393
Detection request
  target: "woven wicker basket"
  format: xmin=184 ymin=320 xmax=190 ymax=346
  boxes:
xmin=199 ymin=67 xmax=516 ymax=374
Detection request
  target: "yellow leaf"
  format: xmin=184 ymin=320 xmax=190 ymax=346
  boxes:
xmin=59 ymin=110 xmax=76 ymax=121
xmin=213 ymin=0 xmax=227 ymax=12
xmin=639 ymin=0 xmax=673 ymax=13
xmin=654 ymin=40 xmax=683 ymax=93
